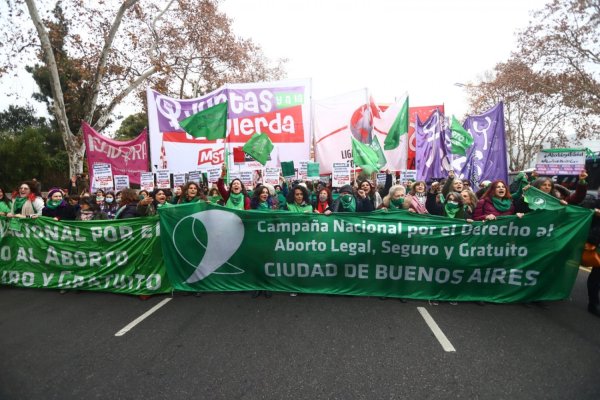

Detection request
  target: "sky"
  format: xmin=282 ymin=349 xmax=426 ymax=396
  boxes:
xmin=0 ymin=0 xmax=548 ymax=122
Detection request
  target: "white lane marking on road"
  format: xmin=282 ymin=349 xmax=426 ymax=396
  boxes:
xmin=115 ymin=297 xmax=172 ymax=337
xmin=417 ymin=307 xmax=456 ymax=352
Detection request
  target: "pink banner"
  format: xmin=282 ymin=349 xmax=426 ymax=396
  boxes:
xmin=82 ymin=121 xmax=149 ymax=186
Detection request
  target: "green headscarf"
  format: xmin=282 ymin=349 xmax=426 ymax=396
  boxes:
xmin=444 ymin=201 xmax=460 ymax=218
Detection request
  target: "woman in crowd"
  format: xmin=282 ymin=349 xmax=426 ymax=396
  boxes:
xmin=284 ymin=184 xmax=314 ymax=213
xmin=207 ymin=187 xmax=223 ymax=205
xmin=0 ymin=187 xmax=11 ymax=216
xmin=139 ymin=189 xmax=149 ymax=200
xmin=473 ymin=180 xmax=523 ymax=221
xmin=313 ymin=187 xmax=333 ymax=215
xmin=170 ymin=185 xmax=183 ymax=204
xmin=42 ymin=188 xmax=77 ymax=221
xmin=380 ymin=185 xmax=406 ymax=211
xmin=442 ymin=170 xmax=464 ymax=197
xmin=403 ymin=180 xmax=428 ymax=214
xmin=515 ymin=170 xmax=589 ymax=213
xmin=425 ymin=182 xmax=444 ymax=215
xmin=137 ymin=188 xmax=172 ymax=216
xmin=250 ymin=185 xmax=276 ymax=210
xmin=331 ymin=184 xmax=374 ymax=213
xmin=441 ymin=191 xmax=469 ymax=220
xmin=76 ymin=197 xmax=107 ymax=221
xmin=177 ymin=182 xmax=205 ymax=204
xmin=461 ymin=189 xmax=478 ymax=220
xmin=8 ymin=180 xmax=44 ymax=218
xmin=101 ymin=191 xmax=118 ymax=219
xmin=217 ymin=165 xmax=251 ymax=210
xmin=114 ymin=188 xmax=141 ymax=219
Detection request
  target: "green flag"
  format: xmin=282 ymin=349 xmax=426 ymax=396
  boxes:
xmin=450 ymin=115 xmax=474 ymax=156
xmin=281 ymin=161 xmax=295 ymax=178
xmin=307 ymin=162 xmax=320 ymax=179
xmin=370 ymin=136 xmax=387 ymax=169
xmin=179 ymin=101 xmax=228 ymax=140
xmin=384 ymin=97 xmax=409 ymax=150
xmin=242 ymin=132 xmax=274 ymax=166
xmin=524 ymin=186 xmax=565 ymax=211
xmin=351 ymin=137 xmax=380 ymax=174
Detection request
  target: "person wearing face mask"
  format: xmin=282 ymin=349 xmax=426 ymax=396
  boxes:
xmin=313 ymin=187 xmax=333 ymax=215
xmin=42 ymin=188 xmax=77 ymax=221
xmin=331 ymin=185 xmax=374 ymax=213
xmin=100 ymin=191 xmax=118 ymax=219
xmin=441 ymin=192 xmax=470 ymax=220
xmin=217 ymin=164 xmax=251 ymax=210
xmin=250 ymin=185 xmax=275 ymax=211
xmin=473 ymin=180 xmax=524 ymax=221
xmin=380 ymin=185 xmax=406 ymax=211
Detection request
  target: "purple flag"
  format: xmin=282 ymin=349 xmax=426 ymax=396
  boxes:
xmin=451 ymin=102 xmax=508 ymax=185
xmin=416 ymin=110 xmax=451 ymax=182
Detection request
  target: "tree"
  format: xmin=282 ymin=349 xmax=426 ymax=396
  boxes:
xmin=114 ymin=112 xmax=147 ymax=140
xmin=1 ymin=0 xmax=286 ymax=176
xmin=0 ymin=104 xmax=47 ymax=133
xmin=465 ymin=59 xmax=587 ymax=171
xmin=518 ymin=0 xmax=600 ymax=122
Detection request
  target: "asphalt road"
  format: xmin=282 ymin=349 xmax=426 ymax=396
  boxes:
xmin=1 ymin=270 xmax=599 ymax=400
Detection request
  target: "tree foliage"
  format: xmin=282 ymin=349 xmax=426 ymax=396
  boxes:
xmin=114 ymin=112 xmax=147 ymax=140
xmin=1 ymin=0 xmax=286 ymax=176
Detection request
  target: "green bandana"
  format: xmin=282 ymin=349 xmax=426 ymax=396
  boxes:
xmin=226 ymin=192 xmax=245 ymax=210
xmin=157 ymin=202 xmax=171 ymax=208
xmin=209 ymin=195 xmax=222 ymax=204
xmin=286 ymin=202 xmax=313 ymax=213
xmin=45 ymin=199 xmax=62 ymax=210
xmin=339 ymin=194 xmax=356 ymax=212
xmin=390 ymin=197 xmax=404 ymax=209
xmin=492 ymin=197 xmax=512 ymax=212
xmin=13 ymin=197 xmax=27 ymax=213
xmin=444 ymin=201 xmax=460 ymax=218
xmin=257 ymin=201 xmax=269 ymax=210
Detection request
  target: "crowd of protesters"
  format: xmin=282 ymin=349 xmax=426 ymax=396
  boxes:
xmin=1 ymin=166 xmax=599 ymax=314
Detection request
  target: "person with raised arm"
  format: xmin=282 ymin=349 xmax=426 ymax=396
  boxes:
xmin=217 ymin=164 xmax=251 ymax=210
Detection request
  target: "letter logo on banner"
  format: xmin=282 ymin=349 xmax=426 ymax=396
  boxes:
xmin=172 ymin=210 xmax=245 ymax=283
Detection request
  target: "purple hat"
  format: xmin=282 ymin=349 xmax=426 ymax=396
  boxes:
xmin=47 ymin=187 xmax=64 ymax=198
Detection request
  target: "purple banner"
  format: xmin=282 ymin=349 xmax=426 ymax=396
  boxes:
xmin=453 ymin=102 xmax=508 ymax=185
xmin=416 ymin=110 xmax=451 ymax=182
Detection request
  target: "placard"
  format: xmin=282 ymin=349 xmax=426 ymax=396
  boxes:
xmin=376 ymin=173 xmax=387 ymax=186
xmin=173 ymin=173 xmax=186 ymax=188
xmin=332 ymin=163 xmax=351 ymax=187
xmin=92 ymin=163 xmax=114 ymax=191
xmin=281 ymin=161 xmax=296 ymax=178
xmin=264 ymin=167 xmax=281 ymax=185
xmin=400 ymin=170 xmax=417 ymax=182
xmin=156 ymin=170 xmax=171 ymax=189
xmin=535 ymin=150 xmax=586 ymax=175
xmin=140 ymin=172 xmax=155 ymax=192
xmin=188 ymin=170 xmax=201 ymax=184
xmin=307 ymin=162 xmax=320 ymax=180
xmin=205 ymin=167 xmax=222 ymax=184
xmin=113 ymin=175 xmax=130 ymax=191
xmin=297 ymin=160 xmax=309 ymax=180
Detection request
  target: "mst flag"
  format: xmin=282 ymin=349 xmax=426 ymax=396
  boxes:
xmin=383 ymin=96 xmax=409 ymax=150
xmin=243 ymin=133 xmax=274 ymax=165
xmin=179 ymin=101 xmax=228 ymax=140
xmin=450 ymin=115 xmax=474 ymax=156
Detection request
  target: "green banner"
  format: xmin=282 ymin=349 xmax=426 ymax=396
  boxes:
xmin=0 ymin=216 xmax=171 ymax=295
xmin=159 ymin=203 xmax=593 ymax=302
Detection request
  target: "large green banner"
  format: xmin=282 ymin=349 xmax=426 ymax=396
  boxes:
xmin=159 ymin=203 xmax=593 ymax=302
xmin=0 ymin=216 xmax=171 ymax=295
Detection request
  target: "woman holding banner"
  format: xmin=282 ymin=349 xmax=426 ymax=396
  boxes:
xmin=380 ymin=185 xmax=406 ymax=212
xmin=217 ymin=165 xmax=251 ymax=210
xmin=331 ymin=185 xmax=374 ymax=213
xmin=42 ymin=188 xmax=77 ymax=221
xmin=515 ymin=170 xmax=589 ymax=213
xmin=284 ymin=184 xmax=314 ymax=213
xmin=403 ymin=181 xmax=429 ymax=214
xmin=8 ymin=180 xmax=44 ymax=218
xmin=473 ymin=180 xmax=523 ymax=221
xmin=250 ymin=185 xmax=276 ymax=210
xmin=177 ymin=182 xmax=205 ymax=204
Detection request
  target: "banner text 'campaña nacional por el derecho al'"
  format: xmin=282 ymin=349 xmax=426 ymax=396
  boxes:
xmin=147 ymin=79 xmax=311 ymax=174
xmin=0 ymin=216 xmax=170 ymax=295
xmin=159 ymin=202 xmax=593 ymax=303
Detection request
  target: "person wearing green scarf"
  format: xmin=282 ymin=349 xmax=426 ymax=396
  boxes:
xmin=0 ymin=187 xmax=11 ymax=216
xmin=473 ymin=180 xmax=523 ymax=221
xmin=217 ymin=165 xmax=250 ymax=210
xmin=331 ymin=184 xmax=374 ymax=213
xmin=42 ymin=187 xmax=77 ymax=221
xmin=137 ymin=189 xmax=173 ymax=216
xmin=250 ymin=185 xmax=275 ymax=211
xmin=381 ymin=185 xmax=406 ymax=211
xmin=8 ymin=181 xmax=44 ymax=218
xmin=284 ymin=184 xmax=313 ymax=213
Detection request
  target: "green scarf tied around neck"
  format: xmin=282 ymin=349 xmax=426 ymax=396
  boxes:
xmin=444 ymin=201 xmax=460 ymax=218
xmin=45 ymin=199 xmax=62 ymax=210
xmin=286 ymin=202 xmax=313 ymax=213
xmin=256 ymin=201 xmax=269 ymax=210
xmin=13 ymin=197 xmax=27 ymax=213
xmin=492 ymin=197 xmax=512 ymax=212
xmin=339 ymin=194 xmax=356 ymax=212
xmin=226 ymin=192 xmax=245 ymax=210
xmin=209 ymin=195 xmax=222 ymax=204
xmin=390 ymin=197 xmax=404 ymax=210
